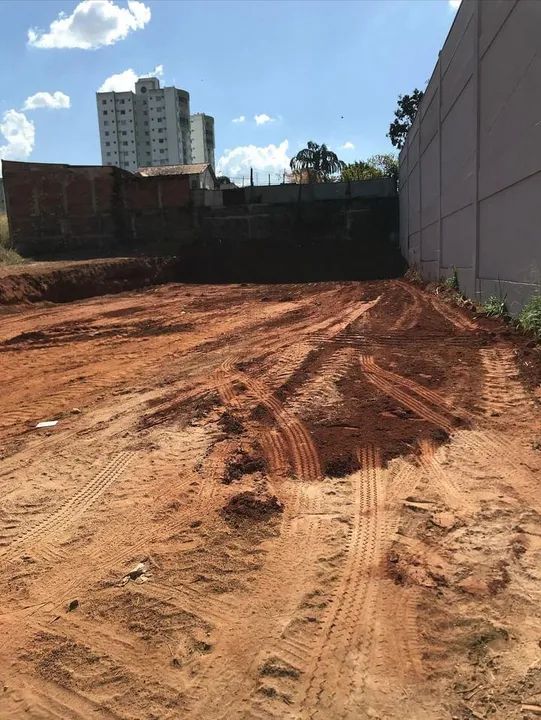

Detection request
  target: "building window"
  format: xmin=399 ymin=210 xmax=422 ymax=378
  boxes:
xmin=122 ymin=131 xmax=127 ymax=136
xmin=102 ymin=99 xmax=107 ymax=105
xmin=120 ymin=110 xmax=126 ymax=115
xmin=103 ymin=110 xmax=108 ymax=115
xmin=119 ymin=99 xmax=125 ymax=104
xmin=159 ymin=139 xmax=164 ymax=144
xmin=145 ymin=131 xmax=149 ymax=136
xmin=157 ymin=118 xmax=162 ymax=123
xmin=123 ymin=141 xmax=128 ymax=146
xmin=159 ymin=149 xmax=165 ymax=154
xmin=105 ymin=141 xmax=110 ymax=147
xmin=104 ymin=120 xmax=109 ymax=126
xmin=105 ymin=131 xmax=109 ymax=136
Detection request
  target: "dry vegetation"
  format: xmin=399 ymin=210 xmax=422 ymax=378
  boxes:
xmin=0 ymin=213 xmax=24 ymax=265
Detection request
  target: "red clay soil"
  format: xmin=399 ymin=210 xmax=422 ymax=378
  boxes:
xmin=1 ymin=275 xmax=541 ymax=719
xmin=0 ymin=256 xmax=179 ymax=304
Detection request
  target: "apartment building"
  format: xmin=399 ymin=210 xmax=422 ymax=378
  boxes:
xmin=190 ymin=113 xmax=215 ymax=169
xmin=96 ymin=77 xmax=193 ymax=172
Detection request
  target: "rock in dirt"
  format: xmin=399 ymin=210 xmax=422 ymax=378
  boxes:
xmin=222 ymin=491 xmax=283 ymax=523
xmin=430 ymin=511 xmax=457 ymax=530
xmin=66 ymin=599 xmax=79 ymax=612
xmin=119 ymin=562 xmax=150 ymax=585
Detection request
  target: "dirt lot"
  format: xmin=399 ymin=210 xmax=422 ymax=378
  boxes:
xmin=1 ymin=276 xmax=541 ymax=720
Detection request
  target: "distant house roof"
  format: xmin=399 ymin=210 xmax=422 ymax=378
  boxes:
xmin=137 ymin=163 xmax=212 ymax=177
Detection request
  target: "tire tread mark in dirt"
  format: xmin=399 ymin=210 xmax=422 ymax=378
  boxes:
xmin=427 ymin=294 xmax=477 ymax=332
xmin=260 ymin=428 xmax=290 ymax=478
xmin=300 ymin=445 xmax=384 ymax=719
xmin=360 ymin=355 xmax=460 ymax=434
xmin=185 ymin=482 xmax=323 ymax=719
xmin=1 ymin=452 xmax=134 ymax=559
xmin=389 ymin=282 xmax=423 ymax=331
xmin=418 ymin=438 xmax=466 ymax=509
xmin=479 ymin=347 xmax=531 ymax=418
xmin=240 ymin=373 xmax=322 ymax=482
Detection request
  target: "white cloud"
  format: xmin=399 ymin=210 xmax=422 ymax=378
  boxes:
xmin=217 ymin=140 xmax=290 ymax=178
xmin=340 ymin=141 xmax=355 ymax=150
xmin=0 ymin=110 xmax=35 ymax=165
xmin=23 ymin=91 xmax=71 ymax=110
xmin=98 ymin=63 xmax=163 ymax=92
xmin=449 ymin=0 xmax=461 ymax=9
xmin=254 ymin=113 xmax=275 ymax=126
xmin=28 ymin=0 xmax=151 ymax=50
xmin=232 ymin=115 xmax=245 ymax=124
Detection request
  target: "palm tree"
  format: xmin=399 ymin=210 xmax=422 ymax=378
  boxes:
xmin=290 ymin=141 xmax=345 ymax=183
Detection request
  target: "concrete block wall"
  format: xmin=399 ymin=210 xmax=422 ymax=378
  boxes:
xmin=400 ymin=0 xmax=541 ymax=315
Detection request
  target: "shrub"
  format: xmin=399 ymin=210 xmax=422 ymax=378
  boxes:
xmin=518 ymin=295 xmax=541 ymax=339
xmin=483 ymin=295 xmax=508 ymax=318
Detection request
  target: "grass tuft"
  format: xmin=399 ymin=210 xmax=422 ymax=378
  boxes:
xmin=518 ymin=295 xmax=541 ymax=339
xmin=483 ymin=295 xmax=508 ymax=318
xmin=444 ymin=267 xmax=459 ymax=291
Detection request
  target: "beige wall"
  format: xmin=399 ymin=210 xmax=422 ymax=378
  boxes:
xmin=400 ymin=0 xmax=541 ymax=314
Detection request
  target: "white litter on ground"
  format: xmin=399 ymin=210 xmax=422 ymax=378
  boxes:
xmin=35 ymin=421 xmax=58 ymax=428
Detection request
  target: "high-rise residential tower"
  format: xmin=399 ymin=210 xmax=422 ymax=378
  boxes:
xmin=96 ymin=77 xmax=193 ymax=172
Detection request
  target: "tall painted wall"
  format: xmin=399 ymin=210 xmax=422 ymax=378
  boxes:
xmin=399 ymin=0 xmax=541 ymax=314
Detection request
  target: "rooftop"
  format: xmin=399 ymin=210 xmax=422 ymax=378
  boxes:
xmin=137 ymin=163 xmax=211 ymax=177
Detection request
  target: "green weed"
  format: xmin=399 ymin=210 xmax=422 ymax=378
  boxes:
xmin=483 ymin=295 xmax=508 ymax=318
xmin=518 ymin=295 xmax=541 ymax=339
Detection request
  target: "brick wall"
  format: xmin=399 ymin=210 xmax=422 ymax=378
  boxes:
xmin=2 ymin=161 xmax=192 ymax=258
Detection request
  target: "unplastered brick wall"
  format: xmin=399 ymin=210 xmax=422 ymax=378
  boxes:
xmin=2 ymin=160 xmax=192 ymax=258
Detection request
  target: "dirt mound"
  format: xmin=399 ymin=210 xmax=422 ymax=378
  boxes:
xmin=0 ymin=257 xmax=180 ymax=305
xmin=218 ymin=411 xmax=245 ymax=436
xmin=222 ymin=449 xmax=265 ymax=484
xmin=222 ymin=491 xmax=284 ymax=523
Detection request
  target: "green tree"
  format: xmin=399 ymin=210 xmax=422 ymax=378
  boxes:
xmin=387 ymin=89 xmax=424 ymax=149
xmin=341 ymin=154 xmax=398 ymax=183
xmin=290 ymin=141 xmax=345 ymax=183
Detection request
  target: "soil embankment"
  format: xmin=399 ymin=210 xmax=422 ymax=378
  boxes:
xmin=0 ymin=256 xmax=180 ymax=305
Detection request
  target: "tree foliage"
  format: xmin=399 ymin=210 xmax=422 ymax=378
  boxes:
xmin=387 ymin=89 xmax=424 ymax=149
xmin=341 ymin=154 xmax=398 ymax=183
xmin=290 ymin=141 xmax=345 ymax=183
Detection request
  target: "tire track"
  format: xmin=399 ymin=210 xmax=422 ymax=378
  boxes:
xmin=241 ymin=373 xmax=322 ymax=482
xmin=1 ymin=452 xmax=134 ymax=561
xmin=299 ymin=445 xmax=385 ymax=719
xmin=360 ymin=354 xmax=462 ymax=434
xmin=390 ymin=282 xmax=423 ymax=331
xmin=418 ymin=438 xmax=467 ymax=510
xmin=479 ymin=347 xmax=532 ymax=418
xmin=428 ymin=294 xmax=478 ymax=332
xmin=185 ymin=481 xmax=326 ymax=719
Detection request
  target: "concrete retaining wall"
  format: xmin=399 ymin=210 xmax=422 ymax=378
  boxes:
xmin=186 ymin=196 xmax=403 ymax=282
xmin=399 ymin=0 xmax=541 ymax=315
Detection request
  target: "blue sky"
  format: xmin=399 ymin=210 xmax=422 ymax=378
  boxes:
xmin=0 ymin=0 xmax=460 ymax=179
